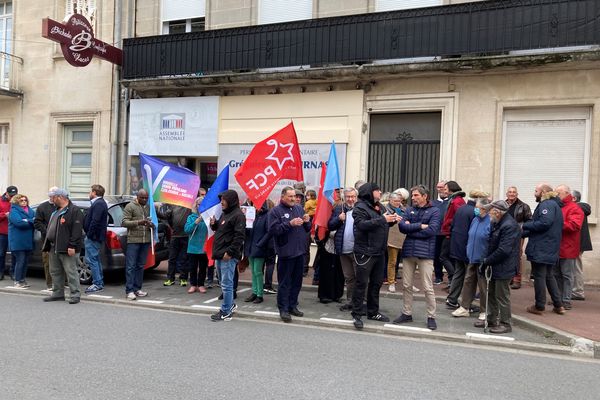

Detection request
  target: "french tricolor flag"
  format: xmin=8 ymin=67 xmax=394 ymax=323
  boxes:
xmin=199 ymin=165 xmax=229 ymax=264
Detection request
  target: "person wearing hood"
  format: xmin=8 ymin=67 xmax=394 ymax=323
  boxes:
xmin=243 ymin=199 xmax=272 ymax=304
xmin=571 ymin=190 xmax=592 ymax=301
xmin=268 ymin=187 xmax=312 ymax=323
xmin=522 ymin=184 xmax=565 ymax=315
xmin=209 ymin=190 xmax=246 ymax=321
xmin=393 ymin=185 xmax=441 ymax=330
xmin=350 ymin=182 xmax=400 ymax=330
xmin=553 ymin=184 xmax=584 ymax=310
xmin=438 ymin=180 xmax=466 ymax=288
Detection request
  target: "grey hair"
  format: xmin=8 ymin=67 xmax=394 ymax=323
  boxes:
xmin=388 ymin=192 xmax=402 ymax=200
xmin=572 ymin=190 xmax=582 ymax=202
xmin=354 ymin=180 xmax=366 ymax=190
xmin=343 ymin=187 xmax=357 ymax=196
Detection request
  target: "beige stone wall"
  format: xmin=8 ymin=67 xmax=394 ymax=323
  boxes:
xmin=206 ymin=0 xmax=256 ymax=30
xmin=365 ymin=67 xmax=600 ymax=282
xmin=316 ymin=0 xmax=369 ymax=18
xmin=134 ymin=0 xmax=160 ymax=36
xmin=219 ymin=90 xmax=364 ymax=188
xmin=0 ymin=0 xmax=116 ymax=202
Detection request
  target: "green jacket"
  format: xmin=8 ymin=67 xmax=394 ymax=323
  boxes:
xmin=122 ymin=200 xmax=152 ymax=244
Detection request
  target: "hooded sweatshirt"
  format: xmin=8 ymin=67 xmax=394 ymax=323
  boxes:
xmin=352 ymin=183 xmax=391 ymax=256
xmin=210 ymin=190 xmax=246 ymax=260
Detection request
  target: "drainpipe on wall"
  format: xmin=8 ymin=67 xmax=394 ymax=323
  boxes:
xmin=111 ymin=0 xmax=123 ymax=194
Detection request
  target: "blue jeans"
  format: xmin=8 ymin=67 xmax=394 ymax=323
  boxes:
xmin=85 ymin=237 xmax=104 ymax=287
xmin=216 ymin=258 xmax=237 ymax=313
xmin=0 ymin=234 xmax=15 ymax=277
xmin=125 ymin=242 xmax=150 ymax=294
xmin=12 ymin=250 xmax=31 ymax=283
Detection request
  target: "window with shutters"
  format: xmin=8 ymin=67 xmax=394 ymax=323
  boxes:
xmin=258 ymin=0 xmax=312 ymax=25
xmin=375 ymin=0 xmax=443 ymax=12
xmin=500 ymin=108 xmax=591 ymax=207
xmin=161 ymin=0 xmax=205 ymax=34
xmin=65 ymin=0 xmax=96 ymax=26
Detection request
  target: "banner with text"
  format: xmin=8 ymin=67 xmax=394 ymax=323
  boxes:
xmin=140 ymin=153 xmax=200 ymax=209
xmin=219 ymin=143 xmax=346 ymax=203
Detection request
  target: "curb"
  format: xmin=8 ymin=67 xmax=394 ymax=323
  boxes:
xmin=3 ymin=287 xmax=592 ymax=359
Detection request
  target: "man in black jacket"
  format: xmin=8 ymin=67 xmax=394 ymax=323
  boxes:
xmin=83 ymin=184 xmax=108 ymax=294
xmin=505 ymin=186 xmax=532 ymax=289
xmin=480 ymin=200 xmax=520 ymax=334
xmin=351 ymin=182 xmax=400 ymax=330
xmin=210 ymin=190 xmax=245 ymax=322
xmin=42 ymin=188 xmax=84 ymax=304
xmin=161 ymin=204 xmax=192 ymax=287
xmin=33 ymin=186 xmax=58 ymax=291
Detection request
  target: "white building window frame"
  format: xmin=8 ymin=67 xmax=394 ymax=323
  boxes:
xmin=499 ymin=106 xmax=592 ymax=207
xmin=363 ymin=93 xmax=459 ymax=182
xmin=49 ymin=112 xmax=101 ymax=192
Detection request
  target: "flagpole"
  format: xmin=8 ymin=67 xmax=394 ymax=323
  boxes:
xmin=150 ymin=226 xmax=155 ymax=255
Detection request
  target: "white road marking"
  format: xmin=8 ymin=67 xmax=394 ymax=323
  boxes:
xmin=466 ymin=332 xmax=515 ymax=342
xmin=320 ymin=317 xmax=354 ymax=324
xmin=5 ymin=286 xmax=28 ymax=290
xmin=136 ymin=299 xmax=164 ymax=304
xmin=204 ymin=297 xmax=220 ymax=304
xmin=86 ymin=294 xmax=113 ymax=299
xmin=254 ymin=310 xmax=280 ymax=316
xmin=238 ymin=288 xmax=251 ymax=293
xmin=191 ymin=305 xmax=220 ymax=310
xmin=384 ymin=324 xmax=432 ymax=332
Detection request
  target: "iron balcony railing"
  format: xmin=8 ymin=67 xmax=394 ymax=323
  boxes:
xmin=0 ymin=51 xmax=23 ymax=95
xmin=123 ymin=0 xmax=600 ymax=80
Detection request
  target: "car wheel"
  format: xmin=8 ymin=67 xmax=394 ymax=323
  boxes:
xmin=77 ymin=255 xmax=93 ymax=285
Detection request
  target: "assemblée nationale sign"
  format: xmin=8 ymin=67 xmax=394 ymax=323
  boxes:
xmin=42 ymin=13 xmax=122 ymax=67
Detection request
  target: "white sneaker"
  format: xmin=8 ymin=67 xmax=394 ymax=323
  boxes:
xmin=478 ymin=313 xmax=486 ymax=321
xmin=413 ymin=286 xmax=420 ymax=293
xmin=452 ymin=306 xmax=470 ymax=317
xmin=388 ymin=284 xmax=396 ymax=293
xmin=126 ymin=292 xmax=137 ymax=301
xmin=134 ymin=290 xmax=148 ymax=297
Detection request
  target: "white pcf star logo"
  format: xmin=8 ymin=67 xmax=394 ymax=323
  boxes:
xmin=265 ymin=139 xmax=295 ymax=171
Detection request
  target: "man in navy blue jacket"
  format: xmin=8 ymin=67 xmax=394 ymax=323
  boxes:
xmin=394 ymin=185 xmax=441 ymax=330
xmin=268 ymin=186 xmax=312 ymax=323
xmin=83 ymin=184 xmax=108 ymax=294
xmin=523 ymin=183 xmax=565 ymax=315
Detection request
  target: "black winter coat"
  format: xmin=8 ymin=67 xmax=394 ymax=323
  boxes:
xmin=244 ymin=203 xmax=274 ymax=258
xmin=353 ymin=183 xmax=391 ymax=257
xmin=42 ymin=201 xmax=84 ymax=253
xmin=483 ymin=213 xmax=521 ymax=279
xmin=578 ymin=202 xmax=593 ymax=252
xmin=449 ymin=201 xmax=475 ymax=262
xmin=210 ymin=190 xmax=246 ymax=260
xmin=33 ymin=200 xmax=56 ymax=239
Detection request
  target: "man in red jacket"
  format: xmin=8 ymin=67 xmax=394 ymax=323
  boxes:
xmin=0 ymin=185 xmax=18 ymax=280
xmin=554 ymin=184 xmax=584 ymax=310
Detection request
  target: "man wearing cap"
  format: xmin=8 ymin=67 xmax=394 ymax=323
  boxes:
xmin=34 ymin=187 xmax=58 ymax=290
xmin=480 ymin=200 xmax=520 ymax=334
xmin=522 ymin=184 xmax=565 ymax=315
xmin=0 ymin=185 xmax=18 ymax=280
xmin=42 ymin=188 xmax=84 ymax=304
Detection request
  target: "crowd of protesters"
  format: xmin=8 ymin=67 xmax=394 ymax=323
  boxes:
xmin=0 ymin=177 xmax=592 ymax=333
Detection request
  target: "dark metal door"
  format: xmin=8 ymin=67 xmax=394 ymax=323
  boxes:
xmin=368 ymin=113 xmax=441 ymax=193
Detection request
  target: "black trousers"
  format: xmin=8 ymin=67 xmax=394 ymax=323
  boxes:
xmin=351 ymin=253 xmax=384 ymax=319
xmin=433 ymin=235 xmax=445 ymax=281
xmin=277 ymin=255 xmax=304 ymax=312
xmin=531 ymin=261 xmax=562 ymax=310
xmin=447 ymin=259 xmax=467 ymax=304
xmin=439 ymin=237 xmax=455 ymax=283
xmin=167 ymin=236 xmax=189 ymax=280
xmin=188 ymin=253 xmax=208 ymax=287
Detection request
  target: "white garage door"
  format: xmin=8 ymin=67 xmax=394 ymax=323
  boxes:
xmin=501 ymin=107 xmax=591 ymax=208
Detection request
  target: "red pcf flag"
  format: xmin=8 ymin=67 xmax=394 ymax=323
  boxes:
xmin=235 ymin=122 xmax=304 ymax=208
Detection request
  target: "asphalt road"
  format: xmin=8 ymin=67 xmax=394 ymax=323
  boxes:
xmin=1 ymin=292 xmax=599 ymax=400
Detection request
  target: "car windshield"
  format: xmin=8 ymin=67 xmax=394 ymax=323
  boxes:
xmin=108 ymin=204 xmax=125 ymax=227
